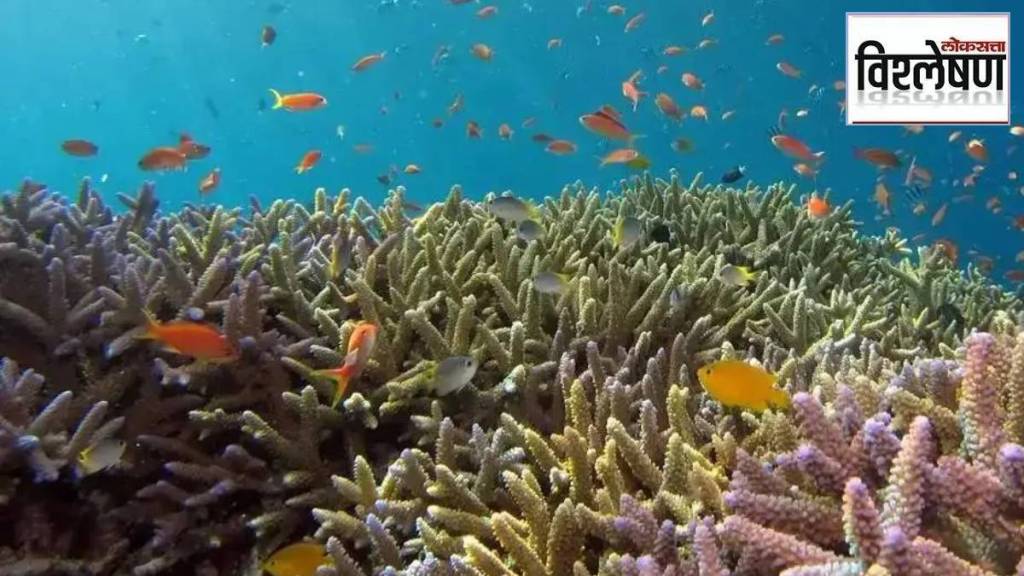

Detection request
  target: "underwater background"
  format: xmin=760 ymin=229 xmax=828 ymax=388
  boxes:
xmin=3 ymin=0 xmax=1023 ymax=280
xmin=7 ymin=2 xmax=1024 ymax=575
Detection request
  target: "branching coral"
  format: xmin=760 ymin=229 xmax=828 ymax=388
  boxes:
xmin=1 ymin=173 xmax=1021 ymax=574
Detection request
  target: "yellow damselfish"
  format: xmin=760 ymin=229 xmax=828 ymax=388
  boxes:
xmin=696 ymin=360 xmax=790 ymax=412
xmin=263 ymin=542 xmax=330 ymax=576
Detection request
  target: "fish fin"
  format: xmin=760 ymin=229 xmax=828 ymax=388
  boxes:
xmin=137 ymin=310 xmax=160 ymax=339
xmin=769 ymin=388 xmax=791 ymax=411
xmin=269 ymin=88 xmax=283 ymax=110
xmin=342 ymin=348 xmax=361 ymax=366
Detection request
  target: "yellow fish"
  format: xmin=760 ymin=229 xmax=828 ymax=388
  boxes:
xmin=696 ymin=360 xmax=790 ymax=412
xmin=611 ymin=216 xmax=642 ymax=249
xmin=76 ymin=438 xmax=126 ymax=476
xmin=263 ymin=542 xmax=330 ymax=576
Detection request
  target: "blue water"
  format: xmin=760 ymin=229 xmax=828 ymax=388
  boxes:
xmin=1 ymin=0 xmax=1021 ymax=279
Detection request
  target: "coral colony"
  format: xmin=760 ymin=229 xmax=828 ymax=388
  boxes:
xmin=2 ymin=172 xmax=1024 ymax=575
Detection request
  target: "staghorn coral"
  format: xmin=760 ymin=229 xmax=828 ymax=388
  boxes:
xmin=1 ymin=173 xmax=1022 ymax=574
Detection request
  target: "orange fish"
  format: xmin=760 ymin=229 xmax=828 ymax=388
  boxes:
xmin=199 ymin=168 xmax=221 ymax=196
xmin=874 ymin=181 xmax=892 ymax=216
xmin=655 ymin=93 xmax=684 ymax=121
xmin=353 ymin=144 xmax=375 ymax=155
xmin=471 ymin=43 xmax=494 ymax=61
xmin=622 ymin=79 xmax=646 ymax=111
xmin=765 ymin=34 xmax=784 ymax=45
xmin=690 ymin=105 xmax=708 ymax=121
xmin=546 ymin=140 xmax=577 ymax=155
xmin=352 ymin=51 xmax=387 ymax=72
xmin=833 ymin=80 xmax=846 ymax=91
xmin=681 ymin=72 xmax=703 ymax=90
xmin=663 ymin=45 xmax=686 ymax=56
xmin=701 ymin=10 xmax=715 ymax=26
xmin=498 ymin=123 xmax=514 ymax=140
xmin=607 ymin=5 xmax=625 ymax=15
xmin=600 ymin=148 xmax=640 ymax=166
xmin=547 ymin=38 xmax=563 ymax=50
xmin=933 ymin=239 xmax=959 ymax=264
xmin=261 ymin=25 xmax=276 ymax=47
xmin=806 ymin=193 xmax=830 ymax=220
xmin=1012 ymin=215 xmax=1024 ymax=231
xmin=793 ymin=163 xmax=818 ymax=179
xmin=698 ymin=38 xmax=717 ymax=50
xmin=467 ymin=121 xmax=482 ymax=138
xmin=61 ymin=139 xmax=98 ymax=157
xmin=580 ymin=109 xmax=634 ymax=142
xmin=138 ymin=147 xmax=187 ymax=171
xmin=139 ymin=312 xmax=235 ymax=362
xmin=624 ymin=12 xmax=645 ymax=32
xmin=776 ymin=61 xmax=802 ymax=78
xmin=476 ymin=5 xmax=498 ymax=18
xmin=269 ymin=89 xmax=327 ymax=111
xmin=771 ymin=133 xmax=823 ymax=163
xmin=295 ymin=150 xmax=322 ymax=174
xmin=531 ymin=133 xmax=555 ymax=143
xmin=987 ymin=196 xmax=1003 ymax=214
xmin=315 ymin=321 xmax=378 ymax=407
xmin=178 ymin=133 xmax=211 ymax=160
xmin=404 ymin=164 xmax=421 ymax=174
xmin=965 ymin=139 xmax=988 ymax=163
xmin=854 ymin=147 xmax=901 ymax=169
xmin=1005 ymin=270 xmax=1024 ymax=283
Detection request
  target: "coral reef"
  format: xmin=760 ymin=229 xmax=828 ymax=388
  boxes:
xmin=0 ymin=172 xmax=1022 ymax=575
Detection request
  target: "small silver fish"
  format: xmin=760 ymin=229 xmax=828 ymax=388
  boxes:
xmin=434 ymin=356 xmax=479 ymax=396
xmin=718 ymin=265 xmax=757 ymax=287
xmin=486 ymin=194 xmax=539 ymax=222
xmin=533 ymin=271 xmax=570 ymax=294
xmin=77 ymin=438 xmax=126 ymax=476
xmin=516 ymin=219 xmax=545 ymax=242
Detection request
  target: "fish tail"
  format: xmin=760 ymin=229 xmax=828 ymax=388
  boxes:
xmin=269 ymin=88 xmax=284 ymax=110
xmin=331 ymin=373 xmax=351 ymax=408
xmin=312 ymin=368 xmax=352 ymax=408
xmin=627 ymin=133 xmax=646 ymax=147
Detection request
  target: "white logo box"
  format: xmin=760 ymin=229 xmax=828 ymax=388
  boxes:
xmin=846 ymin=12 xmax=1010 ymax=125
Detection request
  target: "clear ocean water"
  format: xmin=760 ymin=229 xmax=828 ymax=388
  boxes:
xmin=2 ymin=0 xmax=1021 ymax=281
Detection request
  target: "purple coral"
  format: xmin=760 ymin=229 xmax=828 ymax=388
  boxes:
xmin=880 ymin=416 xmax=932 ymax=541
xmin=960 ymin=333 xmax=1006 ymax=469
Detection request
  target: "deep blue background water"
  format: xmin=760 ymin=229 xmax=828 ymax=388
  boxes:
xmin=1 ymin=0 xmax=1021 ymax=279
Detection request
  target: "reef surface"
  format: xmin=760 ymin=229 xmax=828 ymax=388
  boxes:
xmin=1 ymin=172 xmax=1023 ymax=575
